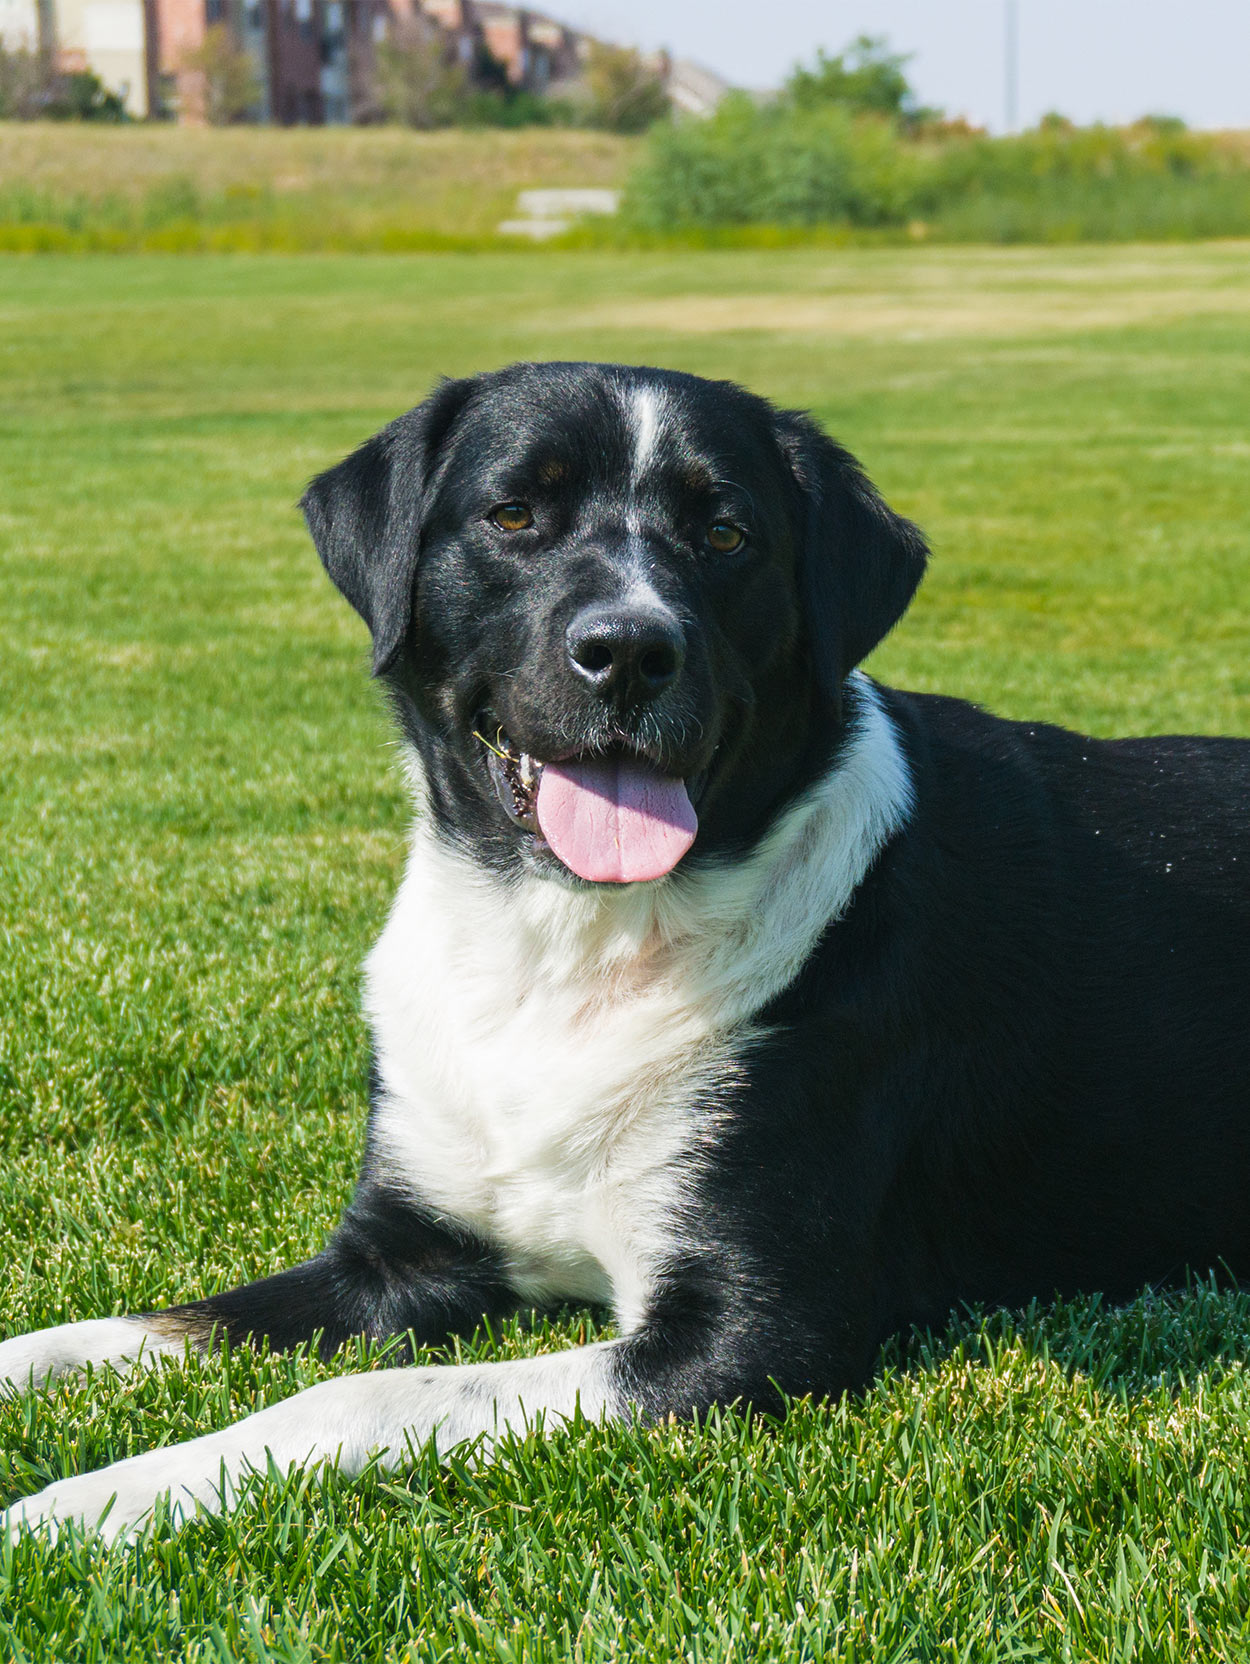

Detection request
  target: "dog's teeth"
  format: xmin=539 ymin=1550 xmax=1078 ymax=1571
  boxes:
xmin=519 ymin=754 xmax=538 ymax=791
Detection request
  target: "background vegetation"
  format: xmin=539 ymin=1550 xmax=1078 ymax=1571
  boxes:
xmin=0 ymin=123 xmax=634 ymax=250
xmin=1 ymin=243 xmax=1248 ymax=1659
xmin=3 ymin=114 xmax=1249 ymax=251
xmin=5 ymin=35 xmax=1250 ymax=248
xmin=625 ymin=38 xmax=1250 ymax=242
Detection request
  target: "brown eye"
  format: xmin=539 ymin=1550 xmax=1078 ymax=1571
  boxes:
xmin=490 ymin=502 xmax=533 ymax=532
xmin=707 ymin=521 xmax=744 ymax=553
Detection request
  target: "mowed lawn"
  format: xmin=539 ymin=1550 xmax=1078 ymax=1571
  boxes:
xmin=1 ymin=245 xmax=1249 ymax=1661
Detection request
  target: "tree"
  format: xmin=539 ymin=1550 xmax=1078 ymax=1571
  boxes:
xmin=785 ymin=35 xmax=937 ymax=129
xmin=375 ymin=19 xmax=468 ymax=129
xmin=0 ymin=44 xmax=57 ymax=119
xmin=581 ymin=42 xmax=669 ymax=134
xmin=180 ymin=24 xmax=260 ymax=125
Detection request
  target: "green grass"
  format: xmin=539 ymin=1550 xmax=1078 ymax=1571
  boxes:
xmin=1 ymin=244 xmax=1249 ymax=1660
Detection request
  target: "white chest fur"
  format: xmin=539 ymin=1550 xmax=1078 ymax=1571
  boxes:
xmin=365 ymin=676 xmax=911 ymax=1332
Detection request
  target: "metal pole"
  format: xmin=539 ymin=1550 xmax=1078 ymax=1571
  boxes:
xmin=1005 ymin=0 xmax=1019 ymax=133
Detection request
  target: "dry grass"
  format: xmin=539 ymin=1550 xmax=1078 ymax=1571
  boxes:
xmin=0 ymin=121 xmax=636 ymax=238
xmin=560 ymin=243 xmax=1250 ymax=341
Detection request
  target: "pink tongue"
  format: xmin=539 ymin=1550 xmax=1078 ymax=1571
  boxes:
xmin=535 ymin=757 xmax=697 ymax=883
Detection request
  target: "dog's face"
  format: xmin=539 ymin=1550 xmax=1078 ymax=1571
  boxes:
xmin=303 ymin=362 xmax=927 ymax=882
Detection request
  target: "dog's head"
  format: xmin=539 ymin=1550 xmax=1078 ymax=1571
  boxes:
xmin=303 ymin=362 xmax=926 ymax=883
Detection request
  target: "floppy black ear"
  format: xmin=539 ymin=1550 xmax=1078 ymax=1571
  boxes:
xmin=776 ymin=412 xmax=928 ymax=707
xmin=301 ymin=377 xmax=474 ymax=676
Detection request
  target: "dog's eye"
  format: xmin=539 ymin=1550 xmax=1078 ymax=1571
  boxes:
xmin=707 ymin=521 xmax=745 ymax=553
xmin=490 ymin=502 xmax=533 ymax=532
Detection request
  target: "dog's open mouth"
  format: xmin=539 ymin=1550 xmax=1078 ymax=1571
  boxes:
xmin=474 ymin=721 xmax=698 ymax=884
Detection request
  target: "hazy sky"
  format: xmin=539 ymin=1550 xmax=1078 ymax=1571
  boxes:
xmin=559 ymin=1 xmax=1250 ymax=132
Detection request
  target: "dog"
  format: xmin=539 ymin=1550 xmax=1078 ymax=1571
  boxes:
xmin=4 ymin=361 xmax=1248 ymax=1542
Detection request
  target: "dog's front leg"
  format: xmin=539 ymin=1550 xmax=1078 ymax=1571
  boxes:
xmin=0 ymin=1182 xmax=517 ymax=1391
xmin=4 ymin=1341 xmax=622 ymax=1543
xmin=5 ymin=1271 xmax=866 ymax=1543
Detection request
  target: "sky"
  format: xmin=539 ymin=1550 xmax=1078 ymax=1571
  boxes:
xmin=558 ymin=1 xmax=1250 ymax=132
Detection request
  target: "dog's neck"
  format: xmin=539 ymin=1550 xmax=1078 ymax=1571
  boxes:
xmin=395 ymin=673 xmax=912 ymax=1033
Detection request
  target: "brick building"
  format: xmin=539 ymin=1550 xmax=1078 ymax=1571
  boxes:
xmin=15 ymin=0 xmax=725 ymax=124
xmin=148 ymin=0 xmax=390 ymax=123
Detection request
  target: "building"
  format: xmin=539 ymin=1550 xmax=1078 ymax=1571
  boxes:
xmin=22 ymin=0 xmax=727 ymax=124
xmin=3 ymin=0 xmax=154 ymax=117
xmin=0 ymin=0 xmax=42 ymax=52
xmin=666 ymin=56 xmax=730 ymax=120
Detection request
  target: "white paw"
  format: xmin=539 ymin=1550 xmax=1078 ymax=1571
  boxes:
xmin=5 ymin=1445 xmax=228 ymax=1545
xmin=6 ymin=1471 xmax=141 ymax=1545
xmin=0 ymin=1320 xmax=178 ymax=1393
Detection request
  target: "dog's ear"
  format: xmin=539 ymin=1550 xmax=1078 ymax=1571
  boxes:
xmin=776 ymin=412 xmax=928 ymax=709
xmin=301 ymin=377 xmax=474 ymax=676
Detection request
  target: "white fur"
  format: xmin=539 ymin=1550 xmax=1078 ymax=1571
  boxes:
xmin=627 ymin=383 xmax=665 ymax=483
xmin=3 ymin=678 xmax=911 ymax=1541
xmin=4 ymin=1343 xmax=617 ymax=1544
xmin=621 ymin=381 xmax=669 ymax=560
xmin=368 ymin=674 xmax=912 ymax=1332
xmin=0 ymin=1318 xmax=180 ymax=1389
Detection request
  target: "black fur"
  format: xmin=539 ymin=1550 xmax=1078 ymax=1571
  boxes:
xmin=168 ymin=362 xmax=1249 ymax=1418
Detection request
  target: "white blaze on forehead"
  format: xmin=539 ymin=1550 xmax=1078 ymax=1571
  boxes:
xmin=620 ymin=381 xmax=672 ymax=565
xmin=626 ymin=383 xmax=667 ymax=488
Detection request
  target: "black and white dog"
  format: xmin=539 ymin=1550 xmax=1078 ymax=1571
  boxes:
xmin=5 ymin=361 xmax=1249 ymax=1541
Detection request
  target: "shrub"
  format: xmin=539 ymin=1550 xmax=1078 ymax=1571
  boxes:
xmin=0 ymin=44 xmax=57 ymax=119
xmin=0 ymin=52 xmax=129 ymax=122
xmin=625 ymin=93 xmax=922 ymax=229
xmin=375 ymin=19 xmax=469 ymax=129
xmin=624 ymin=49 xmax=1250 ymax=242
xmin=579 ymin=42 xmax=669 ymax=134
xmin=179 ymin=24 xmax=261 ymax=125
xmin=458 ymin=87 xmax=570 ymax=127
xmin=46 ymin=69 xmax=127 ymax=120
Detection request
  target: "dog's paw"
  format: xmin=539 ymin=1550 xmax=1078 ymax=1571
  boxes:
xmin=0 ymin=1319 xmax=177 ymax=1393
xmin=5 ymin=1445 xmax=225 ymax=1545
xmin=5 ymin=1471 xmax=138 ymax=1546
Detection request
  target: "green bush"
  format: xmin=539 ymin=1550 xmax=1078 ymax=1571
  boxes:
xmin=178 ymin=22 xmax=261 ymax=124
xmin=0 ymin=43 xmax=54 ymax=119
xmin=626 ymin=93 xmax=923 ymax=229
xmin=919 ymin=122 xmax=1250 ymax=241
xmin=624 ymin=95 xmax=1250 ymax=240
xmin=458 ymin=87 xmax=571 ymax=128
xmin=577 ymin=41 xmax=670 ymax=134
xmin=44 ymin=68 xmax=127 ymax=121
xmin=0 ymin=51 xmax=127 ymax=122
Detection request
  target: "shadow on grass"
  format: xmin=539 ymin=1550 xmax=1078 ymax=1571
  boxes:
xmin=879 ymin=1272 xmax=1250 ymax=1402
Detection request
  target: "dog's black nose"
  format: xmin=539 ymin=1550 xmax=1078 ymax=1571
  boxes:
xmin=566 ymin=606 xmax=686 ymax=704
